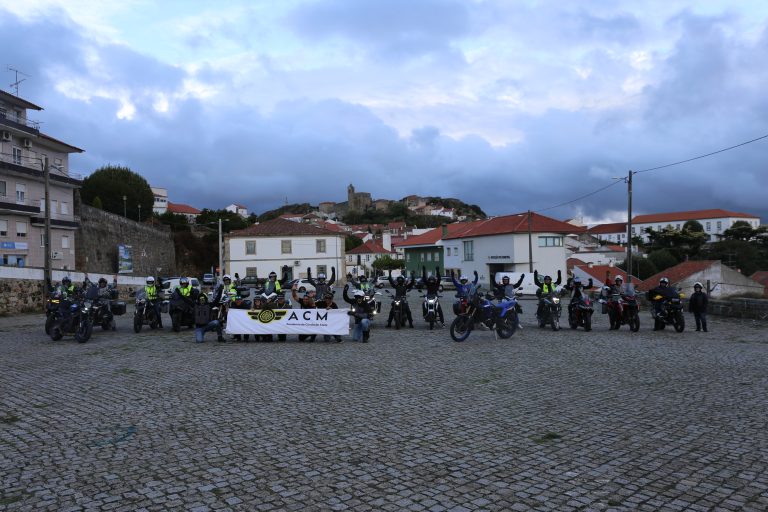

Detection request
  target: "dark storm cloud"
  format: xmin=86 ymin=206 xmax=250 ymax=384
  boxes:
xmin=2 ymin=7 xmax=766 ymax=223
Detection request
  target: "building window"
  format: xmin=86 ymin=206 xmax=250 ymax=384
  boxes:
xmin=15 ymin=184 xmax=25 ymax=203
xmin=631 ymin=227 xmax=636 ymax=234
xmin=12 ymin=147 xmax=22 ymax=165
xmin=0 ymin=220 xmax=7 ymax=237
xmin=62 ymin=235 xmax=70 ymax=249
xmin=316 ymin=239 xmax=326 ymax=253
xmin=716 ymin=221 xmax=722 ymax=231
xmin=365 ymin=254 xmax=370 ymax=261
xmin=40 ymin=199 xmax=45 ymax=212
xmin=705 ymin=222 xmax=711 ymax=231
xmin=61 ymin=202 xmax=69 ymax=215
xmin=446 ymin=247 xmax=451 ymax=256
xmin=676 ymin=224 xmax=681 ymax=230
xmin=538 ymin=236 xmax=563 ymax=247
xmin=245 ymin=267 xmax=258 ymax=277
xmin=0 ymin=180 xmax=6 ymax=198
xmin=51 ymin=200 xmax=58 ymax=215
xmin=426 ymin=252 xmax=432 ymax=261
xmin=463 ymin=241 xmax=474 ymax=261
xmin=16 ymin=221 xmax=26 ymax=237
xmin=316 ymin=265 xmax=327 ymax=277
xmin=420 ymin=253 xmax=425 ymax=262
xmin=281 ymin=240 xmax=292 ymax=254
xmin=245 ymin=240 xmax=256 ymax=255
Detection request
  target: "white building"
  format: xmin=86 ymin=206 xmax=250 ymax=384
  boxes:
xmin=225 ymin=217 xmax=346 ymax=281
xmin=632 ymin=209 xmax=761 ymax=243
xmin=638 ymin=260 xmax=762 ymax=298
xmin=151 ymin=187 xmax=168 ymax=215
xmin=346 ymin=239 xmax=395 ymax=277
xmin=225 ymin=203 xmax=248 ymax=217
xmin=585 ymin=222 xmax=627 ymax=244
xmin=167 ymin=202 xmax=201 ymax=223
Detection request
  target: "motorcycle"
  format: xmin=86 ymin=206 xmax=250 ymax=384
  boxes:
xmin=133 ymin=289 xmax=165 ymax=332
xmin=421 ymin=293 xmax=442 ymax=330
xmin=567 ymin=294 xmax=594 ymax=331
xmin=49 ymin=287 xmax=95 ymax=343
xmin=450 ymin=287 xmax=521 ymax=342
xmin=537 ymin=291 xmax=562 ymax=331
xmin=602 ymin=285 xmax=640 ymax=332
xmin=45 ymin=291 xmax=61 ymax=335
xmin=169 ymin=290 xmax=198 ymax=332
xmin=651 ymin=291 xmax=686 ymax=332
xmin=384 ymin=289 xmax=409 ymax=329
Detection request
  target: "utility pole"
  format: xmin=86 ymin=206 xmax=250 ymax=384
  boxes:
xmin=626 ymin=170 xmax=634 ymax=284
xmin=218 ymin=218 xmax=224 ymax=285
xmin=527 ymin=210 xmax=534 ymax=273
xmin=43 ymin=158 xmax=51 ymax=291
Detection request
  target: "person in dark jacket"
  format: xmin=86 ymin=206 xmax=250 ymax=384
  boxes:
xmin=493 ymin=273 xmax=525 ymax=299
xmin=194 ymin=294 xmax=224 ymax=343
xmin=316 ymin=291 xmax=342 ymax=342
xmin=646 ymin=277 xmax=679 ymax=323
xmin=688 ymin=282 xmax=708 ymax=332
xmin=307 ymin=267 xmax=336 ymax=299
xmin=422 ymin=266 xmax=444 ymax=325
xmin=292 ymin=283 xmax=317 ymax=342
xmin=533 ymin=269 xmax=562 ymax=318
xmin=563 ymin=276 xmax=594 ymax=313
xmin=386 ymin=270 xmax=415 ymax=328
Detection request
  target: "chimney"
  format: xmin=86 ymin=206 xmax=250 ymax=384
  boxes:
xmin=587 ymin=262 xmax=593 ymax=268
xmin=441 ymin=225 xmax=448 ymax=238
xmin=383 ymin=232 xmax=392 ymax=251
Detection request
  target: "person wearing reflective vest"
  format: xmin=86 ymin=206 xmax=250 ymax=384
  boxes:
xmin=264 ymin=268 xmax=289 ymax=295
xmin=534 ymin=269 xmax=562 ymax=318
xmin=144 ymin=276 xmax=163 ymax=328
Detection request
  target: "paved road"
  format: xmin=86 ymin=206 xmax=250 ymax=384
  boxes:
xmin=1 ymin=298 xmax=767 ymax=511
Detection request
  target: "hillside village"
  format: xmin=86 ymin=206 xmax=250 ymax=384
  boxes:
xmin=2 ymin=89 xmax=767 ymax=299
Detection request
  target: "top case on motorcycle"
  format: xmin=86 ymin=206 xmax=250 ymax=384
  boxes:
xmin=110 ymin=301 xmax=127 ymax=316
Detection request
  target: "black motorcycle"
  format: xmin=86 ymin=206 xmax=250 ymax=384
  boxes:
xmin=169 ymin=289 xmax=198 ymax=332
xmin=133 ymin=289 xmax=165 ymax=332
xmin=45 ymin=291 xmax=61 ymax=335
xmin=537 ymin=291 xmax=562 ymax=331
xmin=421 ymin=293 xmax=441 ymax=330
xmin=384 ymin=289 xmax=408 ymax=329
xmin=651 ymin=292 xmax=686 ymax=332
xmin=49 ymin=288 xmax=94 ymax=343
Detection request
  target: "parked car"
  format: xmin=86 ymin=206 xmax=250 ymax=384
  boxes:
xmin=287 ymin=279 xmax=316 ymax=293
xmin=375 ymin=276 xmax=390 ymax=288
xmin=160 ymin=277 xmax=201 ymax=299
xmin=414 ymin=277 xmax=444 ymax=292
xmin=239 ymin=276 xmax=265 ymax=287
xmin=202 ymin=273 xmax=214 ymax=285
xmin=440 ymin=276 xmax=455 ymax=291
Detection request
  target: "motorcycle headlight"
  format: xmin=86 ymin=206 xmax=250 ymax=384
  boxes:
xmin=553 ymin=297 xmax=560 ymax=304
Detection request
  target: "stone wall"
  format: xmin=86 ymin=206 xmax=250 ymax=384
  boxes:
xmin=0 ymin=278 xmax=137 ymax=315
xmin=708 ymin=298 xmax=768 ymax=321
xmin=76 ymin=203 xmax=176 ymax=277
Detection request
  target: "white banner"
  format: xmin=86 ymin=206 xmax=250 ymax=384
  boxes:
xmin=225 ymin=308 xmax=350 ymax=335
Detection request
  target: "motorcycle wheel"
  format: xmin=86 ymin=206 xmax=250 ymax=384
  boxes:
xmin=429 ymin=320 xmax=434 ymax=330
xmin=584 ymin=313 xmax=592 ymax=332
xmin=75 ymin=320 xmax=93 ymax=343
xmin=45 ymin=316 xmax=55 ymax=335
xmin=394 ymin=311 xmax=401 ymax=330
xmin=674 ymin=312 xmax=685 ymax=333
xmin=133 ymin=314 xmax=142 ymax=333
xmin=629 ymin=312 xmax=640 ymax=332
xmin=496 ymin=312 xmax=518 ymax=339
xmin=50 ymin=326 xmax=63 ymax=341
xmin=171 ymin=312 xmax=181 ymax=332
xmin=569 ymin=312 xmax=577 ymax=329
xmin=607 ymin=311 xmax=616 ymax=330
xmin=450 ymin=316 xmax=472 ymax=342
xmin=654 ymin=318 xmax=665 ymax=331
xmin=550 ymin=316 xmax=559 ymax=331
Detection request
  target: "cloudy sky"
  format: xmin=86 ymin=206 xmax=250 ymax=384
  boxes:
xmin=2 ymin=0 xmax=767 ymax=223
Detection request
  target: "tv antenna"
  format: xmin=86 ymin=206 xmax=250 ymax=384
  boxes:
xmin=7 ymin=67 xmax=30 ymax=96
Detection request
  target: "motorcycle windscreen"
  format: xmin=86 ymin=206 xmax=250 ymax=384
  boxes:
xmin=84 ymin=285 xmax=100 ymax=300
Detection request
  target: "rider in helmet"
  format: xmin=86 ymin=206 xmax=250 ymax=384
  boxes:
xmin=647 ymin=277 xmax=678 ymax=321
xmin=144 ymin=276 xmax=163 ymax=328
xmin=492 ymin=273 xmax=525 ymax=300
xmin=263 ymin=266 xmax=290 ymax=295
xmin=307 ymin=266 xmax=336 ymax=298
xmin=689 ymin=282 xmax=708 ymax=332
xmin=386 ymin=270 xmax=415 ymax=328
xmin=343 ymin=285 xmax=374 ymax=342
xmin=533 ymin=269 xmax=562 ymax=318
xmin=316 ymin=290 xmax=342 ymax=342
xmin=563 ymin=276 xmax=594 ymax=315
xmin=608 ymin=275 xmax=627 ymax=295
xmin=450 ymin=270 xmax=479 ymax=315
xmin=55 ymin=276 xmax=77 ymax=298
xmin=422 ymin=266 xmax=445 ymax=326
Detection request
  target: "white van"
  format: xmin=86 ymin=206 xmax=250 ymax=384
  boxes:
xmin=491 ymin=272 xmax=542 ymax=297
xmin=160 ymin=277 xmax=201 ymax=299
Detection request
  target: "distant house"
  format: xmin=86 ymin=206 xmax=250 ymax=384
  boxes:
xmin=225 ymin=203 xmax=248 ymax=217
xmin=585 ymin=222 xmax=627 ymax=244
xmin=279 ymin=213 xmax=304 ymax=223
xmin=430 ymin=206 xmax=456 ymax=219
xmin=346 ymin=240 xmax=395 ymax=277
xmin=637 ymin=260 xmax=762 ymax=298
xmin=568 ymin=244 xmax=627 ymax=266
xmin=167 ymin=202 xmax=201 ymax=223
xmin=571 ymin=263 xmax=643 ymax=290
xmin=151 ymin=187 xmax=168 ymax=215
xmin=632 ymin=209 xmax=761 ymax=243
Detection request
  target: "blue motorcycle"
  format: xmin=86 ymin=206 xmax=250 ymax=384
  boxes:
xmin=450 ymin=287 xmax=520 ymax=342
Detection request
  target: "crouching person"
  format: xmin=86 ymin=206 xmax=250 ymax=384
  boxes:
xmin=194 ymin=294 xmax=224 ymax=343
xmin=343 ymin=285 xmax=373 ymax=342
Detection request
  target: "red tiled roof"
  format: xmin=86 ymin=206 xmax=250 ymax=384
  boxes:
xmin=167 ymin=202 xmax=201 ymax=214
xmin=442 ymin=212 xmax=585 ymax=240
xmin=605 ymin=244 xmax=625 ymax=252
xmin=387 ymin=221 xmax=406 ymax=230
xmin=394 ymin=223 xmax=472 ymax=247
xmin=750 ymin=271 xmax=768 ymax=286
xmin=586 ymin=222 xmax=626 ymax=234
xmin=637 ymin=260 xmax=718 ymax=291
xmin=229 ymin=217 xmax=343 ymax=237
xmin=317 ymin=221 xmax=346 ymax=233
xmin=574 ymin=264 xmax=644 ymax=287
xmin=632 ymin=209 xmax=759 ymax=224
xmin=346 ymin=240 xmax=394 ymax=255
xmin=567 ymin=258 xmax=588 ymax=271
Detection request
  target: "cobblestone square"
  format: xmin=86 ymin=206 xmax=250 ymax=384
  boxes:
xmin=1 ymin=300 xmax=767 ymax=511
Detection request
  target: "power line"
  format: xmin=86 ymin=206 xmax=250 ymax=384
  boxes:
xmin=534 ymin=179 xmax=623 ymax=213
xmin=635 ymin=133 xmax=768 ymax=174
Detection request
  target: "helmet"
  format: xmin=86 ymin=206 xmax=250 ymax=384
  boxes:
xmin=573 ymin=277 xmax=582 ymax=285
xmin=694 ymin=282 xmax=703 ymax=289
xmin=501 ymin=276 xmax=510 ymax=282
xmin=615 ymin=275 xmax=623 ymax=282
xmin=396 ymin=276 xmax=405 ymax=283
xmin=269 ymin=272 xmax=277 ymax=279
xmin=659 ymin=277 xmax=669 ymax=285
xmin=360 ymin=276 xmax=368 ymax=282
xmin=427 ymin=275 xmax=436 ymax=282
xmin=180 ymin=276 xmax=189 ymax=285
xmin=353 ymin=290 xmax=365 ymax=298
xmin=146 ymin=276 xmax=155 ymax=284
xmin=324 ymin=291 xmax=334 ymax=300
xmin=98 ymin=277 xmax=107 ymax=286
xmin=544 ymin=275 xmax=552 ymax=281
xmin=197 ymin=294 xmax=208 ymax=304
xmin=317 ymin=273 xmax=326 ymax=280
xmin=62 ymin=276 xmax=71 ymax=285
xmin=223 ymin=274 xmax=231 ymax=281
xmin=460 ymin=275 xmax=468 ymax=283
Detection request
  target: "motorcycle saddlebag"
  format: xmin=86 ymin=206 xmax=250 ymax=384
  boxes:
xmin=110 ymin=301 xmax=127 ymax=316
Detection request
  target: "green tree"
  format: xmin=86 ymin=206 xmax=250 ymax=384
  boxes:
xmin=91 ymin=196 xmax=103 ymax=209
xmin=647 ymin=249 xmax=679 ymax=273
xmin=683 ymin=220 xmax=704 ymax=232
xmin=721 ymin=220 xmax=762 ymax=241
xmin=645 ymin=225 xmax=707 ymax=260
xmin=345 ymin=235 xmax=364 ymax=252
xmin=699 ymin=239 xmax=768 ymax=276
xmin=158 ymin=211 xmax=191 ymax=232
xmin=618 ymin=257 xmax=658 ymax=281
xmin=371 ymin=255 xmax=405 ymax=271
xmin=196 ymin=209 xmax=250 ymax=233
xmin=81 ymin=165 xmax=154 ymax=220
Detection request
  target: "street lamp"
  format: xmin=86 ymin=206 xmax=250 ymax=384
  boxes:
xmin=123 ymin=195 xmax=127 ymax=218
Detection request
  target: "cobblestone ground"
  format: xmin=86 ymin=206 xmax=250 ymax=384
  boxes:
xmin=1 ymin=296 xmax=767 ymax=512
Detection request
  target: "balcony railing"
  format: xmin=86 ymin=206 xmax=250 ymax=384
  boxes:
xmin=0 ymin=115 xmax=40 ymax=135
